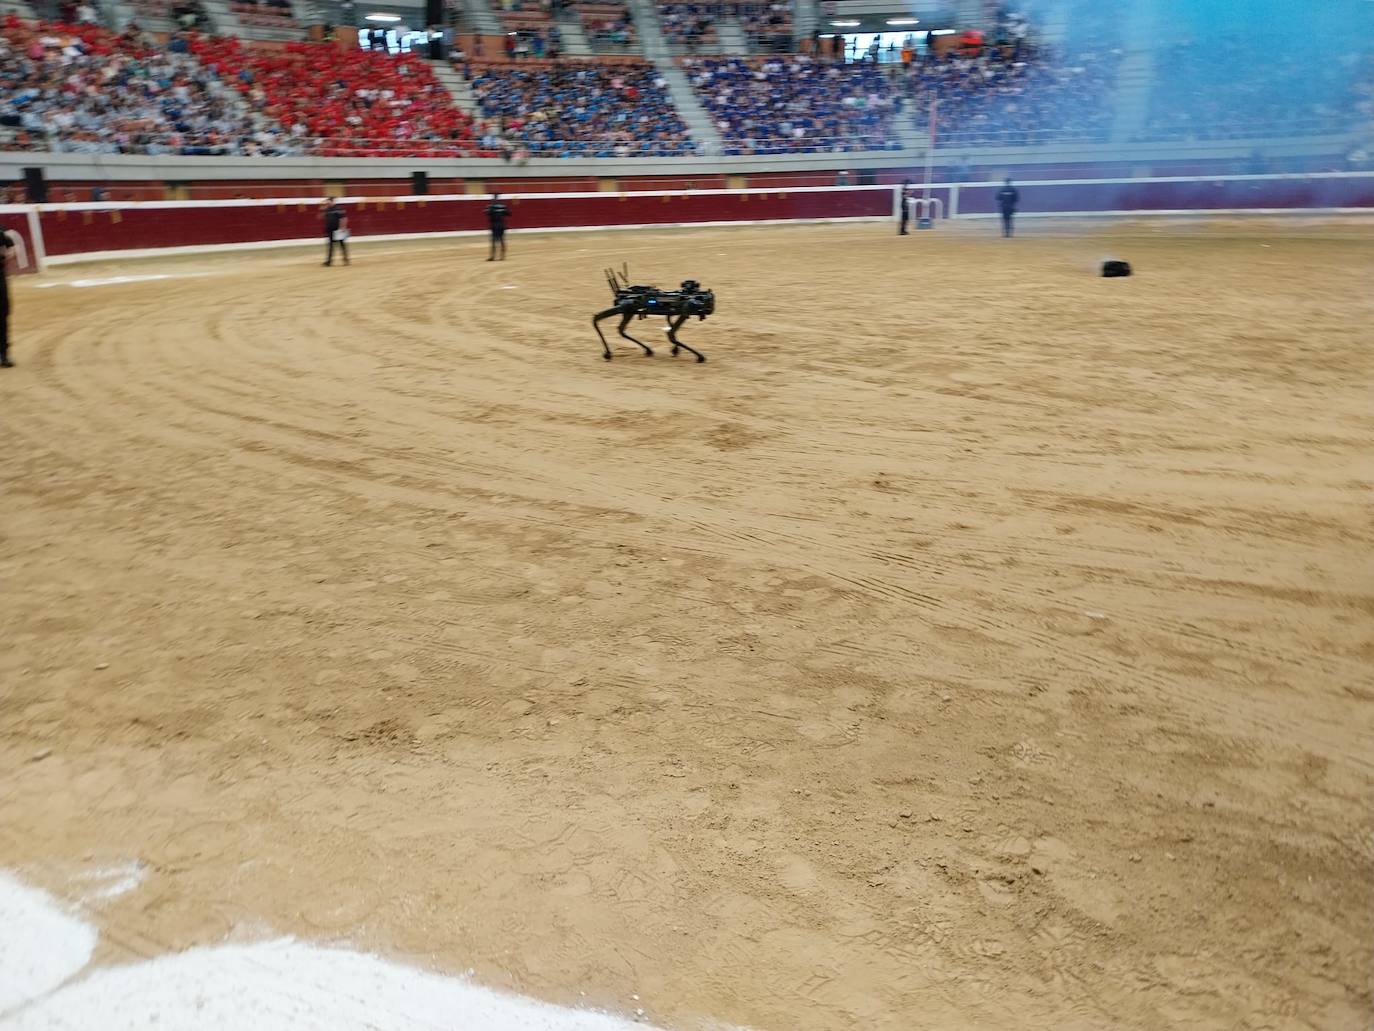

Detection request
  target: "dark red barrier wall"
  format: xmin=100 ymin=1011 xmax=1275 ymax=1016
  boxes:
xmin=38 ymin=201 xmax=327 ymax=255
xmin=21 ymin=175 xmax=1374 ymax=264
xmin=35 ymin=188 xmax=893 ymax=258
xmin=957 ymin=176 xmax=1374 ymax=215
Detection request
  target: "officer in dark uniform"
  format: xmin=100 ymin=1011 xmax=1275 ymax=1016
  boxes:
xmin=898 ymin=179 xmax=912 ymax=235
xmin=322 ymin=196 xmax=350 ymax=266
xmin=486 ymin=192 xmax=510 ymax=262
xmin=997 ymin=178 xmax=1019 ymax=238
xmin=1 ymin=229 xmax=16 ymax=368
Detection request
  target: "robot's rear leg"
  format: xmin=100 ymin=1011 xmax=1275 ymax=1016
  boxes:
xmin=618 ymin=313 xmax=653 ymax=357
xmin=666 ymin=315 xmax=705 ymax=363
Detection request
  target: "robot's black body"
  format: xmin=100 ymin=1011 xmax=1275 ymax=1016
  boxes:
xmin=593 ymin=267 xmax=715 ymax=362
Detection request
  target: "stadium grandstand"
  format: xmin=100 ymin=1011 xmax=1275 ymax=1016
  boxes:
xmin=470 ymin=58 xmax=690 ymax=157
xmin=1 ymin=0 xmax=1370 ymax=172
xmin=684 ymin=54 xmax=903 ymax=155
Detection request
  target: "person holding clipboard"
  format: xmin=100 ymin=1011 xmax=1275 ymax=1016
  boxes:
xmin=323 ymin=197 xmax=350 ymax=266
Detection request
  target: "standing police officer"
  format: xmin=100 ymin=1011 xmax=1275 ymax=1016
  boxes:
xmin=898 ymin=180 xmax=912 ymax=236
xmin=997 ymin=178 xmax=1019 ymax=238
xmin=323 ymin=196 xmax=350 ymax=266
xmin=486 ymin=193 xmax=510 ymax=261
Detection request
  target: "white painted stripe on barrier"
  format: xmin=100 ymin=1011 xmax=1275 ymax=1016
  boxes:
xmin=4 ymin=228 xmax=29 ymax=270
xmin=24 ymin=207 xmax=45 ymax=271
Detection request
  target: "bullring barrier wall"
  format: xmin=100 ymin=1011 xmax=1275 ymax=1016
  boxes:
xmin=1 ymin=173 xmax=1371 ymax=271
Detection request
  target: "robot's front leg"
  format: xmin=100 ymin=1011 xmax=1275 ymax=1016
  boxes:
xmin=617 ymin=312 xmax=653 ymax=357
xmin=666 ymin=314 xmax=705 ymax=363
xmin=593 ymin=308 xmax=619 ymax=360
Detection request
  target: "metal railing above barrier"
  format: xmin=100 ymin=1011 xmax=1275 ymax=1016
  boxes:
xmin=929 ymin=128 xmax=1114 ymax=147
xmin=0 ymin=132 xmax=912 ymax=160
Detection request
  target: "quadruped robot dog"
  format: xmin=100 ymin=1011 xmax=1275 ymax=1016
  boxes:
xmin=593 ymin=266 xmax=715 ymax=363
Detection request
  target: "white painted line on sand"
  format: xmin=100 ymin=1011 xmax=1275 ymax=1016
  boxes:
xmin=32 ymin=272 xmax=214 ymax=290
xmin=0 ymin=873 xmax=96 ymax=1015
xmin=0 ymin=869 xmax=725 ymax=1031
xmin=73 ymin=861 xmax=146 ymax=903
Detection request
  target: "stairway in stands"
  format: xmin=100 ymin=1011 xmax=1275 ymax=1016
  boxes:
xmin=198 ymin=0 xmax=247 ymax=39
xmin=625 ymin=0 xmax=667 ymax=60
xmin=625 ymin=0 xmax=723 ymax=153
xmin=1109 ymin=1 xmax=1157 ymax=144
xmin=714 ymin=13 xmax=745 ymax=51
xmin=895 ymin=119 xmax=925 ymax=155
xmin=430 ymin=62 xmax=482 ymax=122
xmin=553 ymin=5 xmax=592 ymax=56
xmin=655 ymin=62 xmax=722 ymax=153
xmin=791 ymin=0 xmax=814 ymax=52
xmin=1111 ymin=51 xmax=1154 ymax=144
xmin=105 ymin=0 xmax=172 ymax=32
xmin=460 ymin=0 xmax=500 ymax=35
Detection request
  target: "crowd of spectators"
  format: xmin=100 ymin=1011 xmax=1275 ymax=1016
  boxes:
xmin=191 ymin=37 xmax=476 ymax=156
xmin=501 ymin=28 xmax=560 ymax=59
xmin=5 ymin=4 xmax=1368 ymax=164
xmin=490 ymin=0 xmax=633 ymax=51
xmin=736 ymin=2 xmax=789 ymax=52
xmin=574 ymin=2 xmax=635 ymax=49
xmin=658 ymin=3 xmax=716 ymax=47
xmin=685 ymin=54 xmax=902 ymax=154
xmin=907 ymin=41 xmax=1117 ymax=145
xmin=231 ymin=0 xmax=296 ymax=30
xmin=0 ymin=17 xmax=271 ymax=155
xmin=493 ymin=0 xmax=559 ymax=60
xmin=989 ymin=6 xmax=1030 ymax=51
xmin=1142 ymin=41 xmax=1368 ymax=142
xmin=471 ymin=60 xmax=691 ymax=157
xmin=172 ymin=0 xmax=210 ymax=30
xmin=1355 ymin=56 xmax=1374 ymax=165
xmin=657 ymin=2 xmax=789 ymax=52
xmin=122 ymin=0 xmax=210 ymax=32
xmin=53 ymin=2 xmax=101 ymax=25
xmin=676 ymin=17 xmax=1117 ymax=154
xmin=1 ymin=17 xmax=477 ymax=159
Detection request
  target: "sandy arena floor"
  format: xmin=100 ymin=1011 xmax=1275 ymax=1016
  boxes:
xmin=1 ymin=220 xmax=1371 ymax=1030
